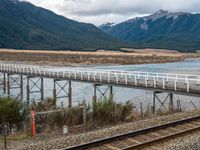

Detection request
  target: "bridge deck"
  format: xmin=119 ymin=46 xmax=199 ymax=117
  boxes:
xmin=0 ymin=63 xmax=200 ymax=97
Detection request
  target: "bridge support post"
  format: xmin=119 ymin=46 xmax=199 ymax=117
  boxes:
xmin=26 ymin=77 xmax=30 ymax=104
xmin=6 ymin=74 xmax=23 ymax=99
xmin=93 ymin=84 xmax=97 ymax=105
xmin=19 ymin=75 xmax=23 ymax=100
xmin=110 ymin=86 xmax=113 ymax=100
xmin=7 ymin=74 xmax=10 ymax=95
xmin=26 ymin=76 xmax=44 ymax=104
xmin=68 ymin=81 xmax=72 ymax=108
xmin=152 ymin=92 xmax=174 ymax=114
xmin=3 ymin=73 xmax=6 ymax=94
xmin=93 ymin=84 xmax=114 ymax=104
xmin=53 ymin=79 xmax=72 ymax=108
xmin=152 ymin=91 xmax=156 ymax=114
xmin=168 ymin=93 xmax=174 ymax=112
xmin=0 ymin=73 xmax=6 ymax=94
xmin=40 ymin=77 xmax=44 ymax=101
xmin=53 ymin=80 xmax=56 ymax=101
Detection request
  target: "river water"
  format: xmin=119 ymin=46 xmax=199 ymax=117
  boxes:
xmin=1 ymin=59 xmax=200 ymax=111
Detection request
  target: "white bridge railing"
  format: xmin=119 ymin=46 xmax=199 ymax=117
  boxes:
xmin=0 ymin=63 xmax=200 ymax=93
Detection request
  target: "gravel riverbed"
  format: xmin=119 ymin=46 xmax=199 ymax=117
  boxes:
xmin=2 ymin=110 xmax=200 ymax=150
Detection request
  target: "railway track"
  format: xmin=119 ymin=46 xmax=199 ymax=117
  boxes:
xmin=64 ymin=115 xmax=200 ymax=150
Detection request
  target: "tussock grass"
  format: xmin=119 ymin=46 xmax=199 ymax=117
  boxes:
xmin=32 ymin=98 xmax=135 ymax=132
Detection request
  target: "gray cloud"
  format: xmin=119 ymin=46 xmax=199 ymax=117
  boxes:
xmin=25 ymin=0 xmax=200 ymax=25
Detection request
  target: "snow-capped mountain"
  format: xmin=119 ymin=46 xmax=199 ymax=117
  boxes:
xmin=99 ymin=23 xmax=116 ymax=32
xmin=99 ymin=10 xmax=200 ymax=51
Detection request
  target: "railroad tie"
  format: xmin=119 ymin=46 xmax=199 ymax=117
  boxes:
xmin=104 ymin=144 xmax=120 ymax=150
xmin=183 ymin=123 xmax=198 ymax=128
xmin=127 ymin=138 xmax=141 ymax=144
xmin=191 ymin=122 xmax=200 ymax=126
xmin=167 ymin=127 xmax=180 ymax=132
xmin=150 ymin=132 xmax=162 ymax=137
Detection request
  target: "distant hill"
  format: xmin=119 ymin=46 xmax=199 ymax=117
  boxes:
xmin=0 ymin=0 xmax=123 ymax=50
xmin=99 ymin=10 xmax=200 ymax=52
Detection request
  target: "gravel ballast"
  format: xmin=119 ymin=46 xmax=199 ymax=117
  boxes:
xmin=2 ymin=110 xmax=200 ymax=150
xmin=144 ymin=130 xmax=200 ymax=150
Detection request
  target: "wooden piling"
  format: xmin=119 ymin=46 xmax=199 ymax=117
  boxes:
xmin=26 ymin=77 xmax=30 ymax=104
xmin=109 ymin=86 xmax=113 ymax=100
xmin=7 ymin=74 xmax=10 ymax=95
xmin=3 ymin=73 xmax=6 ymax=93
xmin=152 ymin=91 xmax=156 ymax=114
xmin=93 ymin=84 xmax=97 ymax=104
xmin=140 ymin=102 xmax=144 ymax=119
xmin=83 ymin=100 xmax=87 ymax=130
xmin=68 ymin=81 xmax=72 ymax=108
xmin=169 ymin=93 xmax=174 ymax=112
xmin=41 ymin=78 xmax=44 ymax=101
xmin=20 ymin=75 xmax=23 ymax=96
xmin=53 ymin=79 xmax=56 ymax=101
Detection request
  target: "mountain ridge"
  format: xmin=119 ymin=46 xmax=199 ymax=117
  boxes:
xmin=0 ymin=0 xmax=123 ymax=50
xmin=99 ymin=10 xmax=200 ymax=51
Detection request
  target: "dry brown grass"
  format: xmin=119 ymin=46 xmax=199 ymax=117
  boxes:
xmin=0 ymin=49 xmax=187 ymax=66
xmin=0 ymin=48 xmax=184 ymax=57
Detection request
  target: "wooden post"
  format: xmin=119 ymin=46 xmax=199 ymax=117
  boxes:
xmin=3 ymin=122 xmax=7 ymax=149
xmin=7 ymin=74 xmax=10 ymax=95
xmin=179 ymin=100 xmax=182 ymax=111
xmin=93 ymin=84 xmax=97 ymax=122
xmin=93 ymin=84 xmax=97 ymax=104
xmin=109 ymin=86 xmax=113 ymax=100
xmin=68 ymin=81 xmax=72 ymax=108
xmin=61 ymin=101 xmax=64 ymax=109
xmin=152 ymin=91 xmax=156 ymax=114
xmin=53 ymin=79 xmax=56 ymax=101
xmin=26 ymin=77 xmax=30 ymax=105
xmin=140 ymin=102 xmax=144 ymax=119
xmin=177 ymin=100 xmax=179 ymax=111
xmin=169 ymin=93 xmax=174 ymax=112
xmin=20 ymin=75 xmax=23 ymax=97
xmin=177 ymin=100 xmax=182 ymax=112
xmin=83 ymin=100 xmax=87 ymax=130
xmin=3 ymin=73 xmax=6 ymax=94
xmin=40 ymin=78 xmax=44 ymax=101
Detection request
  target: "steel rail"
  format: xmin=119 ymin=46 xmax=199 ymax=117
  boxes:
xmin=123 ymin=125 xmax=200 ymax=150
xmin=63 ymin=115 xmax=200 ymax=150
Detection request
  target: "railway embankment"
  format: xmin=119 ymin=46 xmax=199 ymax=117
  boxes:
xmin=7 ymin=110 xmax=200 ymax=150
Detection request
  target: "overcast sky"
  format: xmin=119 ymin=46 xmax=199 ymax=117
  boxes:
xmin=24 ymin=0 xmax=200 ymax=26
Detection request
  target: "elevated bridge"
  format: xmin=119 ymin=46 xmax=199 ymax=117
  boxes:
xmin=0 ymin=63 xmax=199 ymax=113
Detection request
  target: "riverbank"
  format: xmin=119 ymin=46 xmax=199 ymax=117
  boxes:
xmin=0 ymin=49 xmax=187 ymax=66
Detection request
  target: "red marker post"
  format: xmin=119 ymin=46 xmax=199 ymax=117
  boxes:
xmin=31 ymin=111 xmax=36 ymax=137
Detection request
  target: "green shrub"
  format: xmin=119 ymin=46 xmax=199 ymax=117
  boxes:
xmin=0 ymin=97 xmax=27 ymax=124
xmin=31 ymin=98 xmax=56 ymax=111
xmin=32 ymin=98 xmax=134 ymax=132
xmin=93 ymin=99 xmax=134 ymax=125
